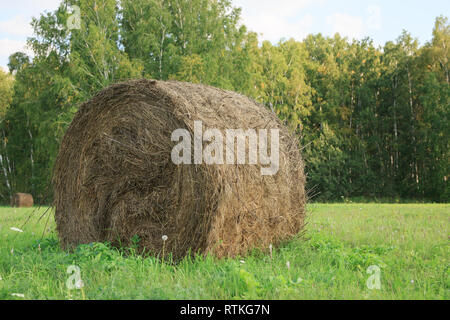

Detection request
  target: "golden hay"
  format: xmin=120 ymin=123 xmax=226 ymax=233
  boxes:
xmin=53 ymin=79 xmax=306 ymax=260
xmin=12 ymin=193 xmax=34 ymax=208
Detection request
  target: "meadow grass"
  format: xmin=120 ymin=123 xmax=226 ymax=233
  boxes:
xmin=0 ymin=203 xmax=448 ymax=300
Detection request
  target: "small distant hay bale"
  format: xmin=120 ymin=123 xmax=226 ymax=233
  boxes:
xmin=12 ymin=193 xmax=34 ymax=208
xmin=53 ymin=79 xmax=306 ymax=260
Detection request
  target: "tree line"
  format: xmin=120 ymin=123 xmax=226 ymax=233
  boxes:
xmin=0 ymin=0 xmax=448 ymax=203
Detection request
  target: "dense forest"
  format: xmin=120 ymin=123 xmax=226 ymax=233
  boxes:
xmin=0 ymin=0 xmax=448 ymax=204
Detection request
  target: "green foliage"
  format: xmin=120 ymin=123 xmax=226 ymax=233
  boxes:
xmin=0 ymin=69 xmax=14 ymax=202
xmin=7 ymin=52 xmax=29 ymax=74
xmin=120 ymin=0 xmax=249 ymax=90
xmin=0 ymin=69 xmax=13 ymax=118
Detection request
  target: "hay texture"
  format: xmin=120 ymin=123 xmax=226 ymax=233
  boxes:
xmin=12 ymin=193 xmax=34 ymax=208
xmin=53 ymin=79 xmax=306 ymax=260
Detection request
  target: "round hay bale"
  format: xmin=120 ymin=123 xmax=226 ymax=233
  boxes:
xmin=53 ymin=79 xmax=306 ymax=260
xmin=12 ymin=193 xmax=34 ymax=208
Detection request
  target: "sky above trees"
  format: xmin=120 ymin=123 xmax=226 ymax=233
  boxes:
xmin=0 ymin=0 xmax=449 ymax=70
xmin=234 ymin=0 xmax=449 ymax=44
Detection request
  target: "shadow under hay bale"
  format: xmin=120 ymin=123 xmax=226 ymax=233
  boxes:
xmin=12 ymin=193 xmax=34 ymax=208
xmin=53 ymin=79 xmax=306 ymax=260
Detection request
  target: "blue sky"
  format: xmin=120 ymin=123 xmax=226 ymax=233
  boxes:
xmin=0 ymin=0 xmax=449 ymax=71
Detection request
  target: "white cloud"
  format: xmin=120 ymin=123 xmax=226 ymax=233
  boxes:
xmin=233 ymin=0 xmax=319 ymax=42
xmin=326 ymin=13 xmax=365 ymax=40
xmin=0 ymin=0 xmax=62 ymax=16
xmin=0 ymin=0 xmax=61 ymax=69
xmin=0 ymin=1 xmax=62 ymax=38
xmin=0 ymin=15 xmax=33 ymax=37
xmin=0 ymin=38 xmax=33 ymax=70
xmin=0 ymin=38 xmax=30 ymax=56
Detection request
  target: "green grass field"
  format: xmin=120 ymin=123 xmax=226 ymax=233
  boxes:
xmin=0 ymin=204 xmax=448 ymax=300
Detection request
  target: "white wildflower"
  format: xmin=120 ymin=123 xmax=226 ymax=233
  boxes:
xmin=162 ymin=235 xmax=168 ymax=241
